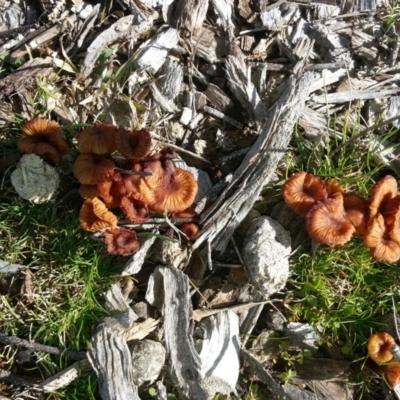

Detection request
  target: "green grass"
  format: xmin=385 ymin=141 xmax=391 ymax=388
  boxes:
xmin=0 ymin=127 xmax=122 ymax=398
xmin=278 ymin=121 xmax=400 ymax=398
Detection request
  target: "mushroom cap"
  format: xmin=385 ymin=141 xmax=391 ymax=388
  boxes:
xmin=369 ymin=176 xmax=398 ymax=222
xmin=326 ymin=178 xmax=344 ymax=197
xmin=77 ymin=123 xmax=118 ymax=154
xmin=79 ymin=198 xmax=118 ymax=232
xmin=383 ymin=196 xmax=400 ymax=226
xmin=138 ymin=167 xmax=198 ymax=213
xmin=282 ymin=172 xmax=328 ymax=216
xmin=120 ymin=194 xmax=149 ymax=224
xmin=382 ymin=361 xmax=400 ymax=388
xmin=181 ymin=223 xmax=200 ymax=241
xmin=115 ymin=128 xmax=151 ymax=159
xmin=305 ymin=192 xmax=355 ymax=246
xmin=367 ymin=332 xmax=396 ymax=364
xmin=104 ymin=228 xmax=140 ymax=256
xmin=79 ymin=184 xmax=99 ymax=199
xmin=363 ymin=214 xmax=400 ymax=263
xmin=343 ymin=193 xmax=369 ymax=238
xmin=17 ymin=118 xmax=69 ymax=164
xmin=97 ymin=173 xmax=127 ymax=209
xmin=73 ymin=154 xmax=115 ymax=185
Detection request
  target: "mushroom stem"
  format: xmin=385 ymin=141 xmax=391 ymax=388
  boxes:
xmin=115 ymin=168 xmax=152 ymax=176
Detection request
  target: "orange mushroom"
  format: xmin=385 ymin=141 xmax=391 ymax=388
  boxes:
xmin=138 ymin=167 xmax=198 ymax=213
xmin=326 ymin=178 xmax=344 ymax=197
xmin=115 ymin=128 xmax=151 ymax=159
xmin=382 ymin=361 xmax=400 ymax=388
xmin=79 ymin=198 xmax=118 ymax=232
xmin=343 ymin=193 xmax=368 ymax=238
xmin=363 ymin=214 xmax=400 ymax=263
xmin=367 ymin=332 xmax=396 ymax=364
xmin=97 ymin=173 xmax=127 ymax=209
xmin=73 ymin=154 xmax=115 ymax=185
xmin=77 ymin=123 xmax=118 ymax=154
xmin=305 ymin=192 xmax=355 ymax=246
xmin=104 ymin=228 xmax=140 ymax=256
xmin=79 ymin=184 xmax=99 ymax=199
xmin=282 ymin=172 xmax=328 ymax=216
xmin=17 ymin=118 xmax=69 ymax=164
xmin=120 ymin=194 xmax=149 ymax=224
xmin=180 ymin=223 xmax=200 ymax=241
xmin=369 ymin=176 xmax=398 ymax=222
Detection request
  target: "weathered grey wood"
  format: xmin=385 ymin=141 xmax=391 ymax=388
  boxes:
xmin=225 ymin=55 xmax=267 ymax=123
xmin=0 ymin=260 xmax=27 ymax=274
xmin=241 ymin=348 xmax=293 ymax=400
xmin=204 ymin=83 xmax=234 ymax=111
xmin=159 ymin=57 xmax=184 ymax=100
xmin=193 ymin=64 xmax=316 ymax=254
xmin=134 ymin=28 xmax=179 ymax=74
xmin=312 ymin=88 xmax=400 ymax=103
xmin=122 ymin=236 xmax=157 ymax=276
xmin=350 ymin=29 xmax=378 ymax=62
xmin=172 ymin=0 xmax=209 ymax=36
xmin=146 ymin=266 xmax=207 ymax=399
xmin=81 ymin=13 xmax=155 ymax=76
xmin=88 ymin=326 xmax=140 ymax=400
xmin=40 ymin=359 xmax=92 ymax=393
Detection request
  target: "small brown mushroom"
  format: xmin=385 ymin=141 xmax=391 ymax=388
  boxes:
xmin=363 ymin=214 xmax=400 ymax=263
xmin=73 ymin=154 xmax=115 ymax=185
xmin=97 ymin=173 xmax=126 ymax=209
xmin=79 ymin=198 xmax=118 ymax=232
xmin=115 ymin=128 xmax=151 ymax=159
xmin=343 ymin=193 xmax=368 ymax=238
xmin=305 ymin=192 xmax=355 ymax=246
xmin=120 ymin=194 xmax=149 ymax=224
xmin=282 ymin=172 xmax=328 ymax=216
xmin=325 ymin=178 xmax=344 ymax=197
xmin=104 ymin=228 xmax=140 ymax=256
xmin=382 ymin=361 xmax=400 ymax=388
xmin=17 ymin=118 xmax=69 ymax=164
xmin=77 ymin=123 xmax=118 ymax=154
xmin=367 ymin=332 xmax=396 ymax=364
xmin=180 ymin=223 xmax=200 ymax=241
xmin=369 ymin=175 xmax=398 ymax=222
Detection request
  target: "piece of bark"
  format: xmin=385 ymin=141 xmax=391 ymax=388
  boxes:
xmin=134 ymin=28 xmax=179 ymax=74
xmin=81 ymin=13 xmax=155 ymax=76
xmin=146 ymin=266 xmax=207 ymax=399
xmin=225 ymin=55 xmax=267 ymax=124
xmin=159 ymin=57 xmax=184 ymax=100
xmin=150 ymin=81 xmax=180 ymax=112
xmin=241 ymin=348 xmax=294 ymax=400
xmin=172 ymin=0 xmax=209 ymax=36
xmin=204 ymin=83 xmax=235 ymax=112
xmin=237 ymin=0 xmax=253 ymax=19
xmin=350 ymin=29 xmax=378 ymax=62
xmin=88 ymin=326 xmax=140 ymax=400
xmin=122 ymin=236 xmax=157 ymax=276
xmin=39 ymin=358 xmax=93 ymax=393
xmin=312 ymin=88 xmax=400 ymax=104
xmin=11 ymin=14 xmax=77 ymax=59
xmin=0 ymin=57 xmax=53 ymax=97
xmin=196 ymin=311 xmax=240 ymax=397
xmin=388 ymin=96 xmax=400 ymax=127
xmin=193 ymin=64 xmax=316 ymax=255
xmin=356 ymin=0 xmax=375 ymax=10
xmin=309 ymin=68 xmax=347 ymax=93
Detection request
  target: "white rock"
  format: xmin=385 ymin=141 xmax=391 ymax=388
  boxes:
xmin=242 ymin=216 xmax=291 ymax=298
xmin=11 ymin=154 xmax=60 ymax=203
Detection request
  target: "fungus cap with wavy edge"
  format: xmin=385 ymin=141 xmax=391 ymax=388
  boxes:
xmin=138 ymin=167 xmax=198 ymax=213
xmin=363 ymin=214 xmax=400 ymax=263
xmin=73 ymin=153 xmax=115 ymax=185
xmin=97 ymin=173 xmax=126 ymax=209
xmin=369 ymin=175 xmax=398 ymax=222
xmin=79 ymin=198 xmax=118 ymax=232
xmin=282 ymin=172 xmax=328 ymax=217
xmin=326 ymin=178 xmax=344 ymax=197
xmin=367 ymin=332 xmax=396 ymax=364
xmin=17 ymin=118 xmax=69 ymax=164
xmin=343 ymin=193 xmax=368 ymax=238
xmin=181 ymin=223 xmax=200 ymax=241
xmin=305 ymin=192 xmax=355 ymax=246
xmin=382 ymin=361 xmax=400 ymax=388
xmin=120 ymin=194 xmax=149 ymax=224
xmin=115 ymin=128 xmax=151 ymax=159
xmin=104 ymin=228 xmax=140 ymax=256
xmin=77 ymin=123 xmax=118 ymax=154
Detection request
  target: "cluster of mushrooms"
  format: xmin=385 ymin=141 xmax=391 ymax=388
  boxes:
xmin=282 ymin=172 xmax=400 ymax=263
xmin=15 ymin=118 xmax=200 ymax=256
xmin=367 ymin=332 xmax=400 ymax=388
